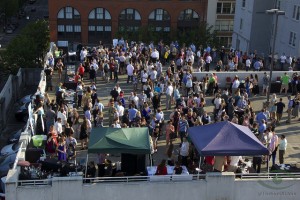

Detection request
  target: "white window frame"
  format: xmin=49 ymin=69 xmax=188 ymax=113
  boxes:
xmin=289 ymin=31 xmax=296 ymax=47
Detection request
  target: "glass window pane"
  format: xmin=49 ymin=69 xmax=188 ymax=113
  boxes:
xmin=66 ymin=25 xmax=73 ymax=32
xmin=135 ymin=11 xmax=141 ymax=20
xmin=164 ymin=27 xmax=170 ymax=32
xmin=156 ymin=27 xmax=162 ymax=31
xmin=105 ymin=26 xmax=111 ymax=31
xmin=193 ymin=11 xmax=199 ymax=19
xmin=149 ymin=11 xmax=155 ymax=19
xmin=58 ymin=25 xmax=64 ymax=32
xmin=89 ymin=10 xmax=95 ymax=19
xmin=57 ymin=9 xmax=64 ymax=18
xmin=74 ymin=25 xmax=81 ymax=32
xmin=105 ymin=10 xmax=111 ymax=19
xmin=97 ymin=26 xmax=103 ymax=31
xmin=217 ymin=3 xmax=222 ymax=13
xmin=89 ymin=26 xmax=95 ymax=31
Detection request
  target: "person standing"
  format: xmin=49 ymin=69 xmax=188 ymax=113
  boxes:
xmin=262 ymin=72 xmax=270 ymax=96
xmin=275 ymin=98 xmax=285 ymax=124
xmin=178 ymin=114 xmax=189 ymax=144
xmin=205 ymin=54 xmax=212 ymax=72
xmin=179 ymin=137 xmax=189 ymax=166
xmin=126 ymin=61 xmax=134 ymax=83
xmin=278 ymin=135 xmax=287 ymax=165
xmin=165 ymin=82 xmax=173 ymax=110
xmin=114 ymin=60 xmax=119 ymax=83
xmin=280 ymin=53 xmax=287 ymax=71
xmin=280 ymin=72 xmax=290 ymax=94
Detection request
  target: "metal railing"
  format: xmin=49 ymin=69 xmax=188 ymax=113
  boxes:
xmin=18 ymin=179 xmax=52 ymax=187
xmin=15 ymin=172 xmax=300 ymax=187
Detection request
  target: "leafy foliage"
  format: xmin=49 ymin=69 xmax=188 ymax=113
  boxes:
xmin=0 ymin=20 xmax=50 ymax=74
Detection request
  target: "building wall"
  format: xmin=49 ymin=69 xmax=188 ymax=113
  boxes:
xmin=207 ymin=0 xmax=236 ymax=48
xmin=49 ymin=0 xmax=208 ymax=45
xmin=6 ymin=172 xmax=300 ymax=200
xmin=274 ymin=0 xmax=300 ymax=57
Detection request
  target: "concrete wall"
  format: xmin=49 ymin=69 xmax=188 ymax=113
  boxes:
xmin=192 ymin=71 xmax=295 ymax=88
xmin=0 ymin=68 xmax=42 ymax=131
xmin=6 ymin=173 xmax=300 ymax=200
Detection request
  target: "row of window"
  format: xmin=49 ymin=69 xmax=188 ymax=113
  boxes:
xmin=57 ymin=7 xmax=199 ymax=21
xmin=289 ymin=31 xmax=296 ymax=47
xmin=216 ymin=2 xmax=235 ymax=14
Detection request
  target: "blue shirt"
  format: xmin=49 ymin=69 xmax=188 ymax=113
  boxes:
xmin=128 ymin=108 xmax=138 ymax=121
xmin=256 ymin=112 xmax=267 ymax=126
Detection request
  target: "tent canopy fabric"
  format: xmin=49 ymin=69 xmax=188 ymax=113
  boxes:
xmin=88 ymin=127 xmax=151 ymax=154
xmin=188 ymin=121 xmax=269 ymax=156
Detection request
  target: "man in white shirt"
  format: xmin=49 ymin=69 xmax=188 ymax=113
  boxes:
xmin=245 ymin=57 xmax=251 ymax=71
xmin=180 ymin=137 xmax=189 ymax=166
xmin=228 ymin=156 xmax=243 ymax=172
xmin=119 ymin=53 xmax=126 ymax=74
xmin=232 ymin=76 xmax=240 ymax=95
xmin=165 ymin=82 xmax=173 ymax=110
xmin=80 ymin=47 xmax=87 ymax=63
xmin=54 ymin=118 xmax=63 ymax=135
xmin=133 ymin=92 xmax=139 ymax=108
xmin=126 ymin=61 xmax=134 ymax=83
xmin=151 ymin=48 xmax=159 ymax=63
xmin=280 ymin=53 xmax=287 ymax=71
xmin=205 ymin=54 xmax=212 ymax=72
xmin=117 ymin=101 xmax=124 ymax=117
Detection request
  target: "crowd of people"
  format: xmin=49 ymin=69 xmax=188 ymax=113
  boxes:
xmin=32 ymin=39 xmax=299 ymax=176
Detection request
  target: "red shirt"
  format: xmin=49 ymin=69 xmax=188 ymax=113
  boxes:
xmin=205 ymin=156 xmax=215 ymax=165
xmin=155 ymin=165 xmax=167 ymax=175
xmin=78 ymin=66 xmax=85 ymax=75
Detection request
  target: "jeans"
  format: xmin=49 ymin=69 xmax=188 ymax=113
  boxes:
xmin=77 ymin=95 xmax=82 ymax=107
xmin=166 ymin=94 xmax=172 ymax=110
xmin=127 ymin=75 xmax=133 ymax=83
xmin=179 ymin=131 xmax=186 ymax=144
xmin=114 ymin=71 xmax=119 ymax=82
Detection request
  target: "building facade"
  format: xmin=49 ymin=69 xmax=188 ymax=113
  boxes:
xmin=207 ymin=0 xmax=236 ymax=48
xmin=232 ymin=0 xmax=276 ymax=55
xmin=48 ymin=0 xmax=208 ymax=45
xmin=274 ymin=0 xmax=300 ymax=57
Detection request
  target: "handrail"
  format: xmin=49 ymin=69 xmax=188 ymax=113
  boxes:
xmin=15 ymin=172 xmax=300 ymax=187
xmin=18 ymin=179 xmax=52 ymax=187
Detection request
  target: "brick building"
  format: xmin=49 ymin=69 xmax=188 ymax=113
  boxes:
xmin=48 ymin=0 xmax=208 ymax=45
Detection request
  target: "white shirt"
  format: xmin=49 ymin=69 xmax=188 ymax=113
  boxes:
xmin=142 ymin=72 xmax=148 ymax=82
xmin=117 ymin=105 xmax=124 ymax=117
xmin=151 ymin=50 xmax=159 ymax=59
xmin=246 ymin=59 xmax=251 ymax=67
xmin=206 ymin=55 xmax=212 ymax=63
xmin=230 ymin=156 xmax=242 ymax=166
xmin=133 ymin=96 xmax=139 ymax=108
xmin=127 ymin=64 xmax=134 ymax=76
xmin=150 ymin=70 xmax=157 ymax=80
xmin=57 ymin=111 xmax=67 ymax=126
xmin=54 ymin=122 xmax=62 ymax=134
xmin=232 ymin=79 xmax=240 ymax=89
xmin=155 ymin=111 xmax=164 ymax=122
xmin=280 ymin=55 xmax=286 ymax=63
xmin=166 ymin=85 xmax=174 ymax=96
xmin=180 ymin=141 xmax=189 ymax=156
xmin=214 ymin=98 xmax=222 ymax=109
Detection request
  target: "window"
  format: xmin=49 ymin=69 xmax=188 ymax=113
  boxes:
xmin=119 ymin=8 xmax=141 ymax=20
xmin=57 ymin=25 xmax=64 ymax=32
xmin=292 ymin=5 xmax=300 ymax=20
xmin=215 ymin=20 xmax=234 ymax=31
xmin=289 ymin=32 xmax=296 ymax=47
xmin=216 ymin=2 xmax=235 ymax=14
xmin=74 ymin=25 xmax=81 ymax=32
xmin=57 ymin=7 xmax=80 ymax=19
xmin=242 ymin=0 xmax=246 ymax=8
xmin=239 ymin=18 xmax=243 ymax=30
xmin=276 ymin=0 xmax=281 ymax=9
xmin=148 ymin=9 xmax=170 ymax=21
xmin=88 ymin=8 xmax=111 ymax=20
xmin=218 ymin=37 xmax=232 ymax=48
xmin=178 ymin=9 xmax=199 ymax=21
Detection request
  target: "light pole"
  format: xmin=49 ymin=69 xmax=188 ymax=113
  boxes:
xmin=266 ymin=9 xmax=285 ymax=103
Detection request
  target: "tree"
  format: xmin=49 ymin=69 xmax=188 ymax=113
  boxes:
xmin=0 ymin=20 xmax=49 ymax=74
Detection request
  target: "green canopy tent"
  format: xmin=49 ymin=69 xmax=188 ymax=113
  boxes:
xmin=85 ymin=127 xmax=152 ymax=177
xmin=88 ymin=127 xmax=151 ymax=154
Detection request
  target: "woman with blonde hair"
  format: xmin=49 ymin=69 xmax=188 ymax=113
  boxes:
xmin=269 ymin=93 xmax=277 ymax=120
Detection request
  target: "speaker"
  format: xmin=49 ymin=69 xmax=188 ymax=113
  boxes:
xmin=121 ymin=154 xmax=146 ymax=176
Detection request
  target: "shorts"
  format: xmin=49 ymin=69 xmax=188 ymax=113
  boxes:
xmin=263 ymin=84 xmax=269 ymax=90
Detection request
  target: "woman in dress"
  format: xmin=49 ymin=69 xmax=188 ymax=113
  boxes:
xmin=57 ymin=137 xmax=67 ymax=161
xmin=165 ymin=120 xmax=175 ymax=146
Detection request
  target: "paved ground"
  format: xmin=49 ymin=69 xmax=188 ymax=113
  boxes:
xmin=40 ymin=64 xmax=300 ymax=172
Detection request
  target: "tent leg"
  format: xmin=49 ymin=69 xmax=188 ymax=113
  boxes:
xmin=150 ymin=154 xmax=153 ymax=167
xmin=85 ymin=154 xmax=89 ymax=181
xmin=267 ymin=155 xmax=269 ymax=179
xmin=197 ymin=156 xmax=201 ymax=180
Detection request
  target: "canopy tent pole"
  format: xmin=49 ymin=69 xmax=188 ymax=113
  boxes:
xmin=197 ymin=156 xmax=201 ymax=180
xmin=267 ymin=155 xmax=269 ymax=178
xmin=85 ymin=154 xmax=89 ymax=180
